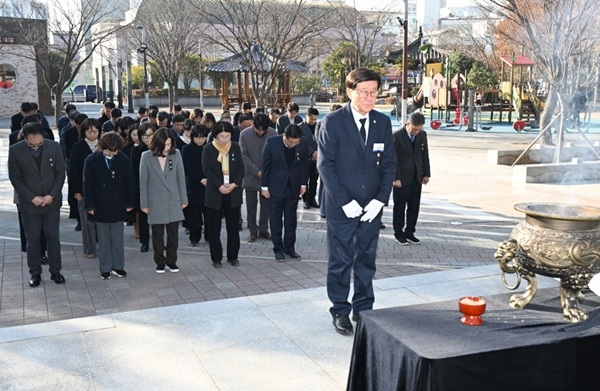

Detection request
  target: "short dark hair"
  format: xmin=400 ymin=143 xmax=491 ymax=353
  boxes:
xmin=183 ymin=119 xmax=194 ymax=131
xmin=148 ymin=104 xmax=159 ymax=112
xmin=202 ymin=112 xmax=216 ymax=126
xmin=150 ymin=127 xmax=176 ymax=156
xmin=211 ymin=120 xmax=234 ymax=139
xmin=104 ymin=101 xmax=116 ymax=109
xmin=74 ymin=113 xmax=89 ymax=126
xmin=284 ymin=124 xmax=303 ymax=139
xmin=22 ymin=122 xmax=46 ymax=138
xmin=408 ymin=112 xmax=425 ymax=126
xmin=307 ymin=108 xmax=319 ymax=116
xmin=110 ymin=108 xmax=122 ymax=119
xmin=138 ymin=106 xmax=147 ymax=115
xmin=238 ymin=114 xmax=253 ymax=124
xmin=20 ymin=102 xmax=33 ymax=113
xmin=270 ymin=108 xmax=280 ymax=115
xmin=190 ymin=108 xmax=204 ymax=120
xmin=253 ymin=113 xmax=270 ymax=131
xmin=172 ymin=114 xmax=186 ymax=124
xmin=30 ymin=102 xmax=39 ymax=110
xmin=346 ymin=68 xmax=381 ymax=89
xmin=242 ymin=102 xmax=252 ymax=111
xmin=64 ymin=103 xmax=77 ymax=114
xmin=254 ymin=107 xmax=264 ymax=114
xmin=117 ymin=117 xmax=134 ymax=132
xmin=80 ymin=118 xmax=102 ymax=140
xmin=21 ymin=114 xmax=40 ymax=128
xmin=173 ymin=104 xmax=182 ymax=112
xmin=191 ymin=124 xmax=210 ymax=139
xmin=157 ymin=111 xmax=169 ymax=122
xmin=148 ymin=109 xmax=158 ymax=119
xmin=286 ymin=102 xmax=299 ymax=113
xmin=137 ymin=122 xmax=157 ymax=140
xmin=99 ymin=132 xmax=125 ymax=151
xmin=68 ymin=110 xmax=80 ymax=120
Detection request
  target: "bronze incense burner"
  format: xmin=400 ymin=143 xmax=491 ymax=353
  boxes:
xmin=495 ymin=203 xmax=600 ymax=322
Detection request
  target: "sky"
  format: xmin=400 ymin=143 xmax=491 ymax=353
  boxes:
xmin=346 ymin=0 xmax=475 ymax=11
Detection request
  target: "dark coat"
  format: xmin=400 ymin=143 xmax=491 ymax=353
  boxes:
xmin=130 ymin=143 xmax=147 ymax=209
xmin=298 ymin=122 xmax=317 ymax=156
xmin=182 ymin=141 xmax=206 ymax=206
xmin=317 ymin=103 xmax=396 ymax=216
xmin=60 ymin=125 xmax=79 ymax=164
xmin=69 ymin=139 xmax=94 ymax=195
xmin=275 ymin=113 xmax=303 ymax=134
xmin=8 ymin=140 xmax=66 ymax=214
xmin=393 ymin=127 xmax=431 ymax=184
xmin=202 ymin=141 xmax=244 ymax=211
xmin=83 ymin=151 xmax=134 ymax=223
xmin=261 ymin=135 xmax=309 ymax=199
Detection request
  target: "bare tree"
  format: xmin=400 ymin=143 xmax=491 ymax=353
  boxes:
xmin=7 ymin=0 xmax=129 ymax=123
xmin=478 ymin=0 xmax=600 ymax=150
xmin=330 ymin=1 xmax=397 ymax=68
xmin=192 ymin=0 xmax=331 ymax=107
xmin=134 ymin=0 xmax=204 ymax=110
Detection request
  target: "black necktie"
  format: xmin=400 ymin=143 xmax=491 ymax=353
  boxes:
xmin=359 ymin=118 xmax=366 ymax=144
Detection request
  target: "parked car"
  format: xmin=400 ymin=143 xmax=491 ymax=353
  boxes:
xmin=73 ymin=84 xmax=103 ymax=103
xmin=315 ymin=91 xmax=334 ymax=102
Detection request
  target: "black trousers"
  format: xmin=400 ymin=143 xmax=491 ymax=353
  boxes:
xmin=187 ymin=203 xmax=205 ymax=243
xmin=302 ymin=161 xmax=319 ymax=202
xmin=204 ymin=195 xmax=240 ymax=263
xmin=21 ymin=209 xmax=62 ymax=276
xmin=268 ymin=186 xmax=299 ymax=254
xmin=18 ymin=208 xmax=46 ymax=255
xmin=392 ymin=175 xmax=422 ymax=235
xmin=136 ymin=209 xmax=149 ymax=246
xmin=151 ymin=221 xmax=179 ymax=266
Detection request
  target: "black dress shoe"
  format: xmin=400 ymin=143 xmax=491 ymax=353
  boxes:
xmin=213 ymin=261 xmax=222 ymax=268
xmin=332 ymin=314 xmax=354 ymax=336
xmin=50 ymin=273 xmax=65 ymax=284
xmin=29 ymin=274 xmax=41 ymax=288
xmin=227 ymin=259 xmax=239 ymax=266
xmin=74 ymin=222 xmax=82 ymax=231
xmin=285 ymin=251 xmax=301 ymax=259
xmin=310 ymin=199 xmax=320 ymax=208
xmin=140 ymin=244 xmax=149 ymax=253
xmin=275 ymin=252 xmax=285 ymax=262
xmin=303 ymin=201 xmax=311 ymax=209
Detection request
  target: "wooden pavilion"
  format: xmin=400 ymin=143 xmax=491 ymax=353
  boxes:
xmin=205 ymin=44 xmax=309 ymax=111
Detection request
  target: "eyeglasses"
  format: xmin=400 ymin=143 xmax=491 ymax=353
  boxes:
xmin=142 ymin=134 xmax=154 ymax=139
xmin=355 ymin=90 xmax=379 ymax=99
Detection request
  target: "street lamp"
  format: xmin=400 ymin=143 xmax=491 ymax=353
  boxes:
xmin=398 ymin=0 xmax=409 ymax=125
xmin=136 ymin=25 xmax=150 ymax=108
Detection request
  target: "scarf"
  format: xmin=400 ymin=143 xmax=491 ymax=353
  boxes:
xmin=212 ymin=139 xmax=231 ymax=175
xmin=85 ymin=138 xmax=99 ymax=153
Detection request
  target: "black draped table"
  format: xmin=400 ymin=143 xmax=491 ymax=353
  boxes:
xmin=347 ymin=289 xmax=600 ymax=391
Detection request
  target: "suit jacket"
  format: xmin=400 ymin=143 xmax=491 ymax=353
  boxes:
xmin=298 ymin=122 xmax=317 ymax=157
xmin=182 ymin=141 xmax=206 ymax=206
xmin=8 ymin=140 xmax=66 ymax=214
xmin=69 ymin=139 xmax=94 ymax=195
xmin=316 ymin=103 xmax=395 ymax=217
xmin=275 ymin=113 xmax=303 ymax=134
xmin=139 ymin=149 xmax=188 ymax=224
xmin=202 ymin=142 xmax=244 ymax=211
xmin=393 ymin=127 xmax=431 ymax=184
xmin=261 ymin=135 xmax=309 ymax=199
xmin=83 ymin=151 xmax=134 ymax=223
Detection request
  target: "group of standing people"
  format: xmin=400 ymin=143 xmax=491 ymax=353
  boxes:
xmin=8 ymin=68 xmax=431 ymax=340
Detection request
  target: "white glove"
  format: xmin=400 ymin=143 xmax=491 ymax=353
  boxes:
xmin=360 ymin=199 xmax=385 ymax=223
xmin=342 ymin=200 xmax=363 ymax=218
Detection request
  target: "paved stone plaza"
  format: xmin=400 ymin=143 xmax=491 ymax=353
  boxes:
xmin=0 ymin=105 xmax=598 ymax=389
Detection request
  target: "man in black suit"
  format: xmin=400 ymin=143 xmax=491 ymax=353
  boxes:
xmin=392 ymin=112 xmax=431 ymax=245
xmin=10 ymin=102 xmax=34 ymax=132
xmin=8 ymin=123 xmax=66 ymax=287
xmin=261 ymin=124 xmax=308 ymax=261
xmin=275 ymin=102 xmax=303 ymax=134
xmin=299 ymin=107 xmax=320 ymax=209
xmin=317 ymin=68 xmax=395 ymax=336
